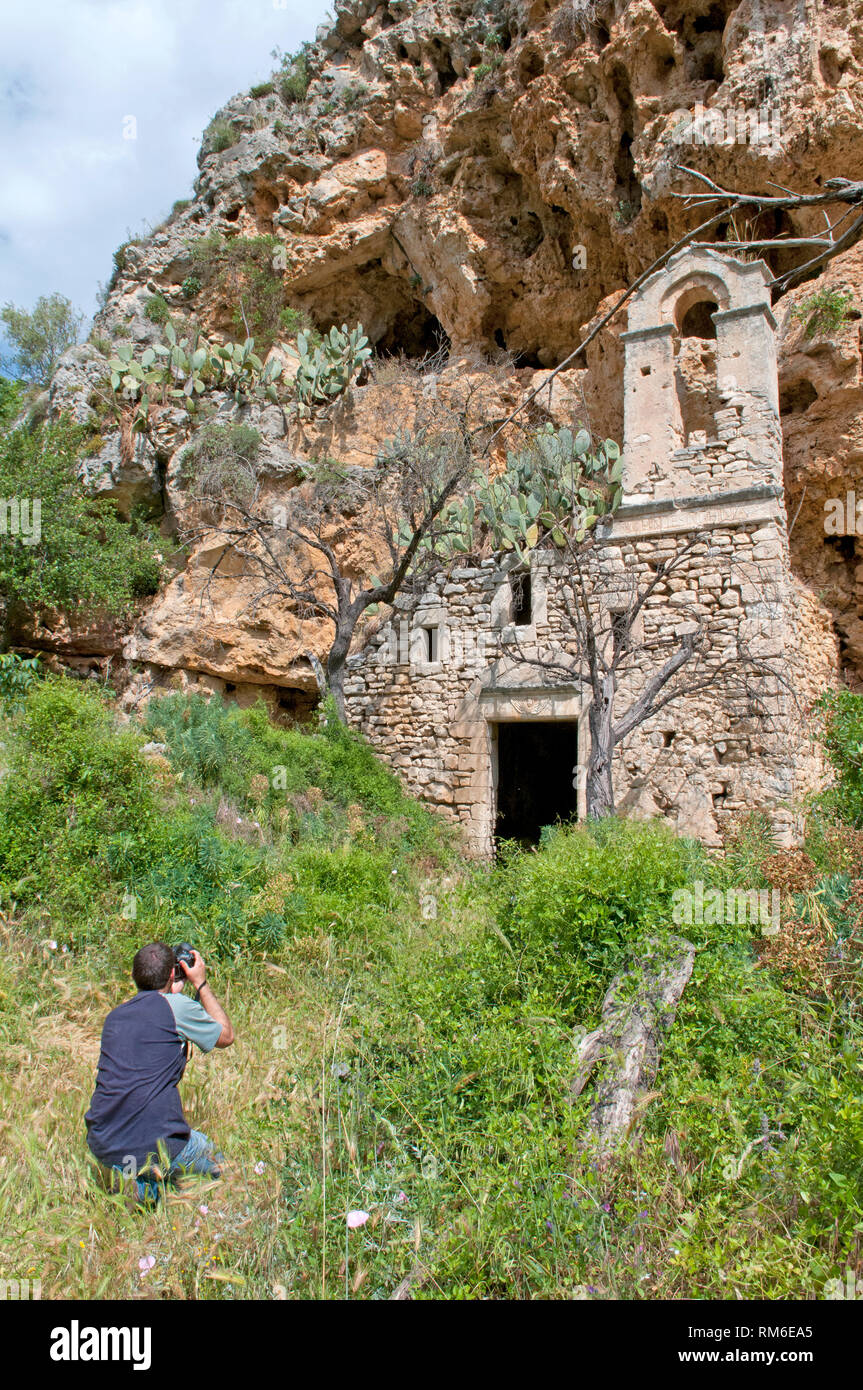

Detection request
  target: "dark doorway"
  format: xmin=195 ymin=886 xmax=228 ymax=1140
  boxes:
xmin=494 ymin=720 xmax=579 ymax=846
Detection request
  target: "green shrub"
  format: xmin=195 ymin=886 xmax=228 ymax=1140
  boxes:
xmin=181 ymin=275 xmax=202 ymax=300
xmin=0 ymin=679 xmax=159 ymax=921
xmin=143 ymin=691 xmax=257 ymax=789
xmin=791 ymin=288 xmax=856 ymax=341
xmin=177 ymin=420 xmax=261 ymax=503
xmin=278 ymin=54 xmax=310 ymax=104
xmin=143 ymin=692 xmax=448 ymax=857
xmin=0 ymin=418 xmax=162 ymax=624
xmin=186 ymin=233 xmax=285 ymax=351
xmin=473 ymin=52 xmax=503 ymax=82
xmin=250 ymin=81 xmax=275 ymax=99
xmin=0 ymin=652 xmax=40 ymax=713
xmin=278 ymin=306 xmax=314 ymax=339
xmin=111 ymin=239 xmax=141 ymax=282
xmin=143 ymin=293 xmax=170 ymax=324
xmin=0 ymin=376 xmax=24 ymax=429
xmin=496 ymin=818 xmax=705 ymax=1004
xmin=813 ymin=687 xmax=863 ymax=823
xmin=204 ymin=118 xmax=238 ymax=154
xmin=341 ymin=81 xmax=369 ymax=110
xmin=187 ymin=230 xmax=228 ymax=267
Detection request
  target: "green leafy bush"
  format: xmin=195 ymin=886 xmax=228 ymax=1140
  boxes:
xmin=110 ymin=238 xmax=142 ymax=284
xmin=143 ymin=692 xmax=448 ymax=856
xmin=495 ymin=818 xmax=704 ymax=1004
xmin=181 ymin=275 xmax=202 ymax=300
xmin=341 ymin=82 xmax=369 ymax=110
xmin=187 ymin=233 xmax=286 ymax=351
xmin=278 ymin=306 xmax=315 ymax=339
xmin=0 ymin=418 xmax=163 ymax=624
xmin=791 ymin=288 xmax=856 ymax=341
xmin=278 ymin=51 xmax=311 ymax=104
xmin=0 ymin=652 xmax=40 ymax=713
xmin=204 ymin=118 xmax=238 ymax=154
xmin=814 ymin=687 xmax=863 ymax=824
xmin=143 ymin=293 xmax=170 ymax=325
xmin=0 ymin=679 xmax=159 ymax=920
xmin=0 ymin=376 xmax=24 ymax=429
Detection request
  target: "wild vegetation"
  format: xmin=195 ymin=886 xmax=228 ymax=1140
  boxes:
xmin=1 ymin=672 xmax=862 ymax=1300
xmin=0 ymin=418 xmax=162 ymax=641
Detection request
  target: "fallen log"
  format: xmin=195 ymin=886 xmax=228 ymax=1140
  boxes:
xmin=571 ymin=934 xmax=696 ymax=1160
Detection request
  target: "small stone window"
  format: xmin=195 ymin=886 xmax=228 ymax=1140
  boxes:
xmin=510 ymin=570 xmax=532 ymax=625
xmin=610 ymin=609 xmax=629 ymax=655
xmin=421 ymin=624 xmax=439 ymax=662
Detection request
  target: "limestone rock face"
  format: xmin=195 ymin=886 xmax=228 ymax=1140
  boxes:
xmin=36 ymin=0 xmax=863 ymax=692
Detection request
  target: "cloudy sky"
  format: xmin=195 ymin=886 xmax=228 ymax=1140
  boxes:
xmin=0 ymin=0 xmax=331 ymax=332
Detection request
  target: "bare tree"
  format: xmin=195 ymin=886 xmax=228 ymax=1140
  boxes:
xmin=184 ymin=395 xmax=490 ymax=720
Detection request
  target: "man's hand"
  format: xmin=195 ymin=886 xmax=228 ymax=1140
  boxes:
xmin=179 ymin=949 xmax=207 ymax=991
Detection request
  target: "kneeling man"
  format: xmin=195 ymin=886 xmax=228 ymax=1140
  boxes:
xmin=85 ymin=942 xmax=234 ymax=1201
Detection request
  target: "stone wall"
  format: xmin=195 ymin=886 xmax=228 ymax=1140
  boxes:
xmin=344 ymin=506 xmax=835 ymax=854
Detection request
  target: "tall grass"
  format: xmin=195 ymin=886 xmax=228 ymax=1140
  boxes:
xmin=1 ymin=681 xmax=862 ymax=1299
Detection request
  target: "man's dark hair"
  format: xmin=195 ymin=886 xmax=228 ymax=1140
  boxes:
xmin=132 ymin=942 xmax=175 ymax=992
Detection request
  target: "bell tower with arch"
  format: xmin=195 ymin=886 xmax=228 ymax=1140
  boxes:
xmin=620 ymin=246 xmax=780 ymax=498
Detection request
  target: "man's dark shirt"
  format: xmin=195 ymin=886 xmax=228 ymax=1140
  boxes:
xmin=85 ymin=989 xmax=219 ymax=1170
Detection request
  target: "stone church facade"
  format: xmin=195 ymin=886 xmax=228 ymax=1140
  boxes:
xmin=343 ymin=248 xmax=838 ymax=855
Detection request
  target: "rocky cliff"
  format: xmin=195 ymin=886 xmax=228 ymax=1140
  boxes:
xmin=34 ymin=0 xmax=863 ymax=704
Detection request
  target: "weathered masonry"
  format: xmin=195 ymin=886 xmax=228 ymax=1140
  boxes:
xmin=344 ymin=248 xmax=839 ymax=855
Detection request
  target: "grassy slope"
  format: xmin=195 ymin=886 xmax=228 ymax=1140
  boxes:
xmin=1 ymin=681 xmax=862 ymax=1300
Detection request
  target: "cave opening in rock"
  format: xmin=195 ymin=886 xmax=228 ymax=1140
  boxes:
xmin=610 ymin=65 xmax=643 ymax=220
xmin=826 ymin=532 xmax=856 ymax=563
xmin=376 ymin=302 xmax=449 ymax=358
xmin=430 ymin=40 xmax=458 ymax=93
xmin=779 ymin=379 xmax=818 ymax=415
xmin=494 ymin=719 xmax=579 ymax=846
xmin=514 ymin=347 xmax=544 ymax=367
xmin=519 ymin=49 xmax=545 ymax=85
xmin=276 ymin=687 xmax=319 ymax=725
xmin=659 ymin=0 xmax=736 ymax=85
xmin=694 ymin=4 xmax=728 ymax=33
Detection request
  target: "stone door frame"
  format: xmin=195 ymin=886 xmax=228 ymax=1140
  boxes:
xmin=476 ymin=685 xmax=591 ymax=854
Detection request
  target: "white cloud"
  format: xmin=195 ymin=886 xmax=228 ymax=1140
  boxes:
xmin=0 ymin=0 xmax=331 ymax=326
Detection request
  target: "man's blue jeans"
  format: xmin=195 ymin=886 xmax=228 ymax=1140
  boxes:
xmin=112 ymin=1129 xmax=223 ymax=1203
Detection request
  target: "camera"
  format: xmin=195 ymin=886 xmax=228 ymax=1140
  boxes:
xmin=172 ymin=942 xmax=196 ymax=982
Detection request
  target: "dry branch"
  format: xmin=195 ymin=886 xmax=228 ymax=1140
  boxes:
xmin=572 ymin=935 xmax=696 ymax=1160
